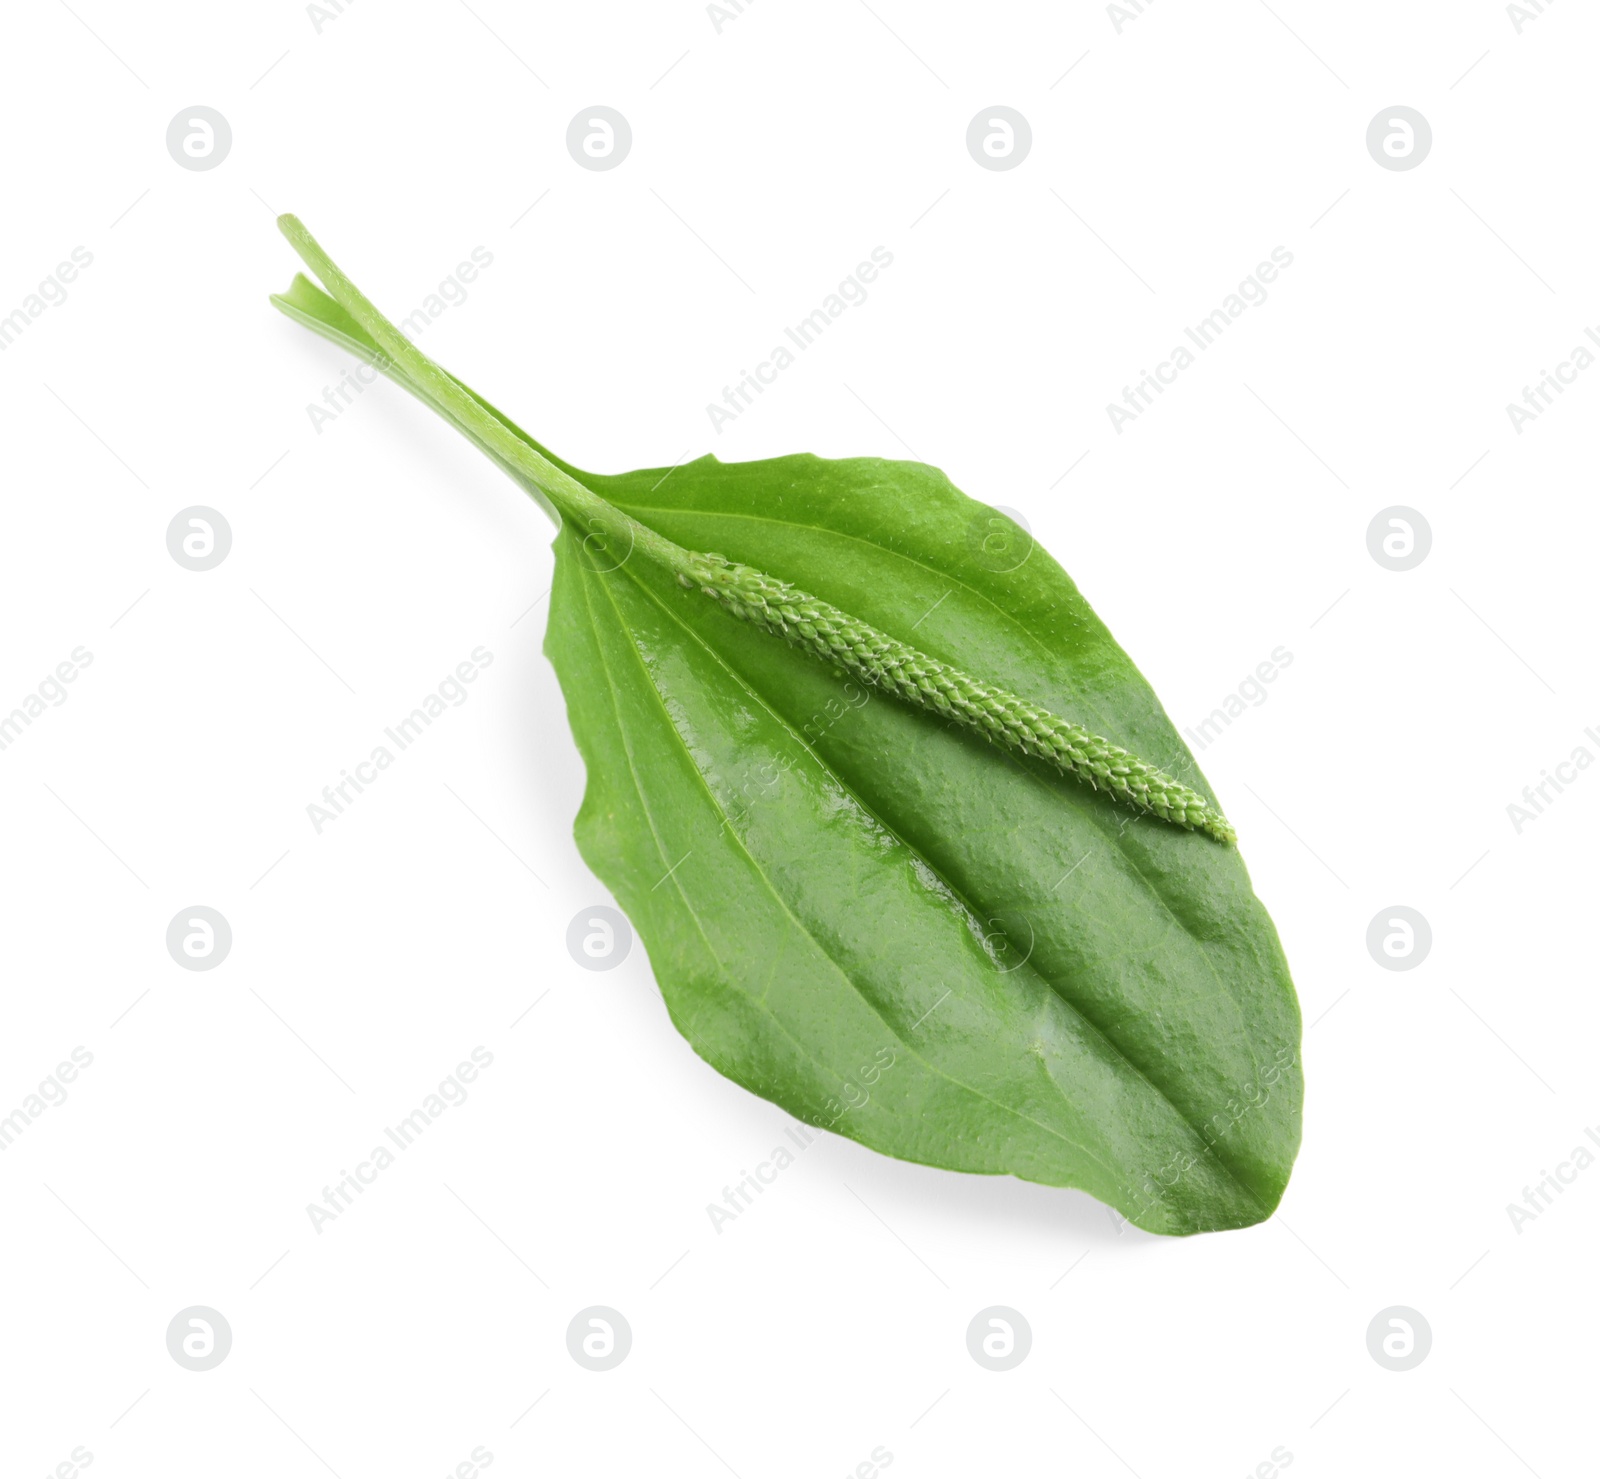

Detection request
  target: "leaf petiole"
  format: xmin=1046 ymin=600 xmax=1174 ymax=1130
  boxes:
xmin=272 ymin=216 xmax=1235 ymax=843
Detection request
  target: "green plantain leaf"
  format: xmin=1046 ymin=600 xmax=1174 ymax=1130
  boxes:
xmin=273 ymin=261 xmax=1302 ymax=1236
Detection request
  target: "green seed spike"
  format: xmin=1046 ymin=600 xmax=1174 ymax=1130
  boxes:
xmin=273 ymin=213 xmax=1235 ymax=845
xmin=680 ymin=552 xmax=1236 ymax=844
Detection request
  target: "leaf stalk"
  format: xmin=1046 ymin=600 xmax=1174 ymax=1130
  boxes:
xmin=273 ymin=215 xmax=1235 ymax=843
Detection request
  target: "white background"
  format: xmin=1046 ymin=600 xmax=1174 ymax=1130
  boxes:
xmin=2 ymin=1 xmax=1596 ymax=1474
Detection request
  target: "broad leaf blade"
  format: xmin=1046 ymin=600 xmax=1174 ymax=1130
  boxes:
xmin=548 ymin=452 xmax=1301 ymax=1236
xmin=273 ymin=277 xmax=1302 ymax=1233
